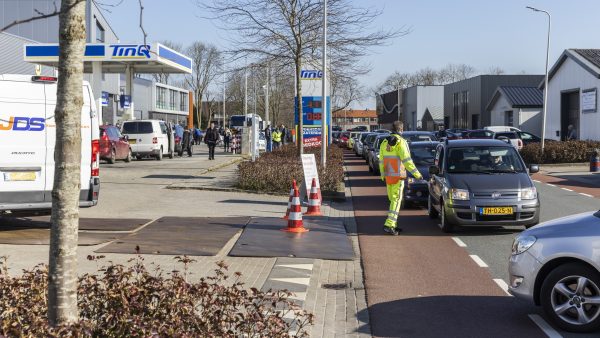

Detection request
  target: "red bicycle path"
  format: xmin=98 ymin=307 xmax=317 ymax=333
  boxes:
xmin=345 ymin=152 xmax=545 ymax=338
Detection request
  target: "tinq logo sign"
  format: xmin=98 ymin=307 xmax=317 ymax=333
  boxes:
xmin=109 ymin=44 xmax=151 ymax=59
xmin=300 ymin=70 xmax=323 ymax=80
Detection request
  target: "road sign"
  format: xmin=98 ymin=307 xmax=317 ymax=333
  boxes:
xmin=301 ymin=154 xmax=321 ymax=200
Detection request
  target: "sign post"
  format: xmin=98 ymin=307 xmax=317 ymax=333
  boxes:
xmin=301 ymin=154 xmax=321 ymax=201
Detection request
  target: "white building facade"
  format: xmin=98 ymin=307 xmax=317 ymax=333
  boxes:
xmin=544 ymin=49 xmax=600 ymax=141
xmin=402 ymin=85 xmax=444 ymax=131
xmin=486 ymin=86 xmax=543 ymax=136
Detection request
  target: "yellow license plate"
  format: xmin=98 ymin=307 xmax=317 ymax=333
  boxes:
xmin=480 ymin=207 xmax=513 ymax=215
xmin=128 ymin=139 xmax=136 ymax=144
xmin=4 ymin=172 xmax=37 ymax=181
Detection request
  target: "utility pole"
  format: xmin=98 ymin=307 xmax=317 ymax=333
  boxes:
xmin=527 ymin=6 xmax=551 ymax=153
xmin=244 ymin=67 xmax=248 ymax=116
xmin=321 ymin=0 xmax=328 ymax=167
xmin=223 ymin=63 xmax=226 ymax=127
xmin=397 ymin=82 xmax=401 ymax=123
xmin=265 ymin=64 xmax=270 ymax=123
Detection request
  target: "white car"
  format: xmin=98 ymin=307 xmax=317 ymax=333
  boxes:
xmin=484 ymin=126 xmax=521 ymax=133
xmin=121 ymin=120 xmax=174 ymax=160
xmin=0 ymin=74 xmax=100 ymax=216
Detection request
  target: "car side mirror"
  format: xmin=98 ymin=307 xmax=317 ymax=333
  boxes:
xmin=429 ymin=166 xmax=440 ymax=176
xmin=529 ymin=164 xmax=540 ymax=174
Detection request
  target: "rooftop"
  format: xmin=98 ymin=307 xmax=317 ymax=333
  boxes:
xmin=333 ymin=109 xmax=377 ymax=118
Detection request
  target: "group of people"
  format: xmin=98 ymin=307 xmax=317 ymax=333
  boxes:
xmin=264 ymin=124 xmax=288 ymax=152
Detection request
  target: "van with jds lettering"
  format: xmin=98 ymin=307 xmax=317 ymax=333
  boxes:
xmin=0 ymin=74 xmax=100 ymax=217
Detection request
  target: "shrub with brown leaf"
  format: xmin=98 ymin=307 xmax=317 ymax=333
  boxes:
xmin=520 ymin=140 xmax=600 ymax=164
xmin=0 ymin=255 xmax=313 ymax=337
xmin=237 ymin=144 xmax=344 ymax=194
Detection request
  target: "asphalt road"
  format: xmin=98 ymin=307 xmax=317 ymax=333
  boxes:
xmin=345 ymin=151 xmax=600 ymax=338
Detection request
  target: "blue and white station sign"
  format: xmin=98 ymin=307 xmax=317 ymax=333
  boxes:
xmin=23 ymin=42 xmax=192 ymax=74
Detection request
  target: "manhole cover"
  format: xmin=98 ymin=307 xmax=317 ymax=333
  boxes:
xmin=322 ymin=282 xmax=352 ymax=290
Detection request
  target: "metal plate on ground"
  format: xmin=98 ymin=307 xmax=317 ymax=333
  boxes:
xmin=229 ymin=217 xmax=354 ymax=260
xmin=96 ymin=217 xmax=249 ymax=256
xmin=0 ymin=228 xmax=123 ymax=246
xmin=0 ymin=217 xmax=150 ymax=232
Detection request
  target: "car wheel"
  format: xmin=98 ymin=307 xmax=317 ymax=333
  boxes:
xmin=541 ymin=263 xmax=600 ymax=333
xmin=108 ymin=149 xmax=116 ymax=164
xmin=439 ymin=200 xmax=454 ymax=233
xmin=156 ymin=147 xmax=163 ymax=161
xmin=428 ymin=195 xmax=439 ymax=219
xmin=124 ymin=148 xmax=132 ymax=163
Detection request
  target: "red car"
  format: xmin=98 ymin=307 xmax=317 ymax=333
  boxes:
xmin=99 ymin=125 xmax=132 ymax=164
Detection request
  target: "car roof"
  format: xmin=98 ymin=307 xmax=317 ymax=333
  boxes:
xmin=402 ymin=131 xmax=433 ymax=134
xmin=445 ymin=139 xmax=514 ymax=147
xmin=409 ymin=141 xmax=438 ymax=147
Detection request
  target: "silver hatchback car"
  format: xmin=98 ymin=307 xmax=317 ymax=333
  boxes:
xmin=509 ymin=210 xmax=600 ymax=333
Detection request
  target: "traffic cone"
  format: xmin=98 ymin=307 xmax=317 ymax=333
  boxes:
xmin=304 ymin=178 xmax=323 ymax=216
xmin=282 ymin=180 xmax=296 ymax=220
xmin=282 ymin=184 xmax=309 ymax=233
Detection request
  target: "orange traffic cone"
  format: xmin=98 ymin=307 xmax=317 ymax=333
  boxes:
xmin=304 ymin=178 xmax=323 ymax=216
xmin=282 ymin=184 xmax=309 ymax=233
xmin=282 ymin=180 xmax=297 ymax=220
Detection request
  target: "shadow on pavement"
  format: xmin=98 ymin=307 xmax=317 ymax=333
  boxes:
xmin=359 ymin=295 xmax=545 ymax=338
xmin=220 ymin=199 xmax=288 ymax=206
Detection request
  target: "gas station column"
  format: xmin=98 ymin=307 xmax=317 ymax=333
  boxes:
xmin=124 ymin=64 xmax=135 ymax=121
xmin=91 ymin=61 xmax=103 ymax=119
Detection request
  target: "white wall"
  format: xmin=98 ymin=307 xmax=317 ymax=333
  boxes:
xmin=416 ymin=86 xmax=444 ymax=130
xmin=519 ymin=108 xmax=542 ymax=136
xmin=489 ymin=94 xmax=511 ymax=126
xmin=546 ymin=57 xmax=600 ymax=140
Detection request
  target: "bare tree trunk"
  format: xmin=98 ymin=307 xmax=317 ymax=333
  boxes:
xmin=48 ymin=0 xmax=87 ymax=326
xmin=295 ymin=57 xmax=303 ymax=155
xmin=196 ymin=93 xmax=202 ymax=130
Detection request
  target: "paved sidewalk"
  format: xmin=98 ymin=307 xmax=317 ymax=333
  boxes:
xmin=0 ymin=151 xmax=370 ymax=337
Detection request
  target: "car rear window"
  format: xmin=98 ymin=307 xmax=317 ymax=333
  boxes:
xmin=122 ymin=122 xmax=153 ymax=134
xmin=411 ymin=145 xmax=436 ymax=166
xmin=495 ymin=132 xmax=518 ymax=139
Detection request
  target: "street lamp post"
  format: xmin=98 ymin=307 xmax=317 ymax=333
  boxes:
xmin=527 ymin=6 xmax=551 ymax=153
xmin=321 ymin=0 xmax=328 ymax=167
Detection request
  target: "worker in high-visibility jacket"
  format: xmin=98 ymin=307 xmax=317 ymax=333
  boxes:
xmin=272 ymin=129 xmax=282 ymax=149
xmin=378 ymin=121 xmax=422 ymax=235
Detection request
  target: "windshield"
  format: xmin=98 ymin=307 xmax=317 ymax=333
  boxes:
xmin=446 ymin=146 xmax=526 ymax=173
xmin=404 ymin=133 xmax=434 ymax=142
xmin=122 ymin=122 xmax=153 ymax=134
xmin=410 ymin=145 xmax=436 ymax=166
xmin=360 ymin=133 xmax=370 ymax=142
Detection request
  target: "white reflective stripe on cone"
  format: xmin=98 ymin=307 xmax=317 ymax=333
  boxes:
xmin=291 ymin=197 xmax=301 ymax=204
xmin=309 ymin=199 xmax=320 ymax=206
xmin=288 ymin=212 xmax=303 ymax=221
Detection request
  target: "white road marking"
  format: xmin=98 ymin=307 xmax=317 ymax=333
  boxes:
xmin=469 ymin=255 xmax=489 ymax=268
xmin=276 ymin=264 xmax=314 ymax=271
xmin=533 ymin=180 xmax=541 ymax=183
xmin=528 ymin=314 xmax=563 ymax=338
xmin=270 ymin=277 xmax=311 ymax=285
xmin=561 ymin=188 xmax=573 ymax=192
xmin=451 ymin=237 xmax=467 ymax=247
xmin=493 ymin=279 xmax=511 ymax=296
xmin=580 ymin=193 xmax=594 ymax=198
xmin=547 ymin=184 xmax=556 ymax=187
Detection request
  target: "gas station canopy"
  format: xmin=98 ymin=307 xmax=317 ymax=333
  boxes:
xmin=23 ymin=42 xmax=192 ymax=74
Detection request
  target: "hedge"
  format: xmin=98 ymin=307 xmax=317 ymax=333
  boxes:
xmin=520 ymin=140 xmax=600 ymax=164
xmin=237 ymin=144 xmax=344 ymax=194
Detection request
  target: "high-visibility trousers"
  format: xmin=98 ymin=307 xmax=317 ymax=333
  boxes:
xmin=384 ymin=180 xmax=404 ymax=229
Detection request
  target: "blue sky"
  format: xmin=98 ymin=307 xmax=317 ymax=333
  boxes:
xmin=104 ymin=0 xmax=600 ymax=108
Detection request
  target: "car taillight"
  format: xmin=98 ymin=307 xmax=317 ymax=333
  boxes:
xmin=101 ymin=131 xmax=109 ymax=141
xmin=518 ymin=139 xmax=523 ymax=148
xmin=175 ymin=136 xmax=181 ymax=143
xmin=31 ymin=76 xmax=57 ymax=82
xmin=152 ymin=137 xmax=158 ymax=144
xmin=91 ymin=140 xmax=99 ymax=177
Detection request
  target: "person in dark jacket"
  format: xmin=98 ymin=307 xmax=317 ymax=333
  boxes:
xmin=264 ymin=125 xmax=272 ymax=152
xmin=204 ymin=121 xmax=220 ymax=160
xmin=181 ymin=128 xmax=193 ymax=157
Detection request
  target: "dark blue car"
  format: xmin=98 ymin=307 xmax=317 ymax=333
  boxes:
xmin=403 ymin=141 xmax=437 ymax=207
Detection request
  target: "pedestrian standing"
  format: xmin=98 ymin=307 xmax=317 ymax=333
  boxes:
xmin=379 ymin=121 xmax=422 ymax=235
xmin=182 ymin=128 xmax=193 ymax=157
xmin=205 ymin=121 xmax=220 ymax=160
xmin=280 ymin=124 xmax=287 ymax=145
xmin=567 ymin=124 xmax=578 ymax=141
xmin=224 ymin=127 xmax=232 ymax=152
xmin=272 ymin=128 xmax=282 ymax=149
xmin=264 ymin=124 xmax=272 ymax=152
xmin=194 ymin=127 xmax=202 ymax=145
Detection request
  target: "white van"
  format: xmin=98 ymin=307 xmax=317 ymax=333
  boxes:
xmin=0 ymin=75 xmax=100 ymax=216
xmin=121 ymin=120 xmax=174 ymax=160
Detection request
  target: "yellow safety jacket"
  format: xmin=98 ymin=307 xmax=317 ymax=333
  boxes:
xmin=272 ymin=130 xmax=282 ymax=142
xmin=379 ymin=133 xmax=421 ymax=185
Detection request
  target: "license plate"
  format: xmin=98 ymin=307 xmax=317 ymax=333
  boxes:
xmin=4 ymin=172 xmax=37 ymax=181
xmin=479 ymin=207 xmax=513 ymax=215
xmin=128 ymin=139 xmax=137 ymax=144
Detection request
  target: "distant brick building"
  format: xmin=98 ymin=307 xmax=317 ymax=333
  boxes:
xmin=332 ymin=109 xmax=378 ymax=130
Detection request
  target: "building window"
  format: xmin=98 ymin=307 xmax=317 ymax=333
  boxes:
xmin=453 ymin=91 xmax=469 ymax=129
xmin=169 ymin=90 xmax=177 ymax=110
xmin=180 ymin=92 xmax=188 ymax=112
xmin=96 ymin=21 xmax=105 ymax=43
xmin=505 ymin=110 xmax=514 ymax=126
xmin=156 ymin=87 xmax=167 ymax=109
